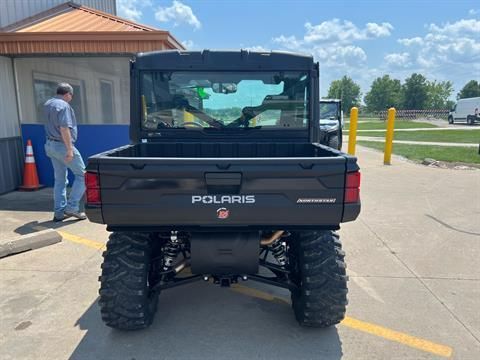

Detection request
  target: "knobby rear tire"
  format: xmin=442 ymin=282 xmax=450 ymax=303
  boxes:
xmin=289 ymin=230 xmax=348 ymax=327
xmin=98 ymin=232 xmax=159 ymax=330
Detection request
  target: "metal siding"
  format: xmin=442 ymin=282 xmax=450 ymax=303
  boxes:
xmin=0 ymin=0 xmax=115 ymax=28
xmin=0 ymin=56 xmax=20 ymax=138
xmin=0 ymin=55 xmax=23 ymax=193
xmin=80 ymin=0 xmax=115 ymax=15
xmin=0 ymin=137 xmax=23 ymax=194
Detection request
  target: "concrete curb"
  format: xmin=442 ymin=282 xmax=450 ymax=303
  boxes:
xmin=0 ymin=229 xmax=62 ymax=258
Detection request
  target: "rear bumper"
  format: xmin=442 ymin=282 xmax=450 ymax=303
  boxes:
xmin=85 ymin=205 xmax=103 ymax=224
xmin=86 ymin=201 xmax=361 ymax=230
xmin=342 ymin=202 xmax=361 ymax=222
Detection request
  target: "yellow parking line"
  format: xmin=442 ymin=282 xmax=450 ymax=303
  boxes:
xmin=29 ymin=225 xmax=106 ymax=251
xmin=57 ymin=231 xmax=106 ymax=250
xmin=232 ymin=284 xmax=453 ymax=358
xmin=342 ymin=316 xmax=452 ymax=358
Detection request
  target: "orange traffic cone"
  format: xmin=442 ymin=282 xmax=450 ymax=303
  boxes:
xmin=19 ymin=139 xmax=43 ymax=191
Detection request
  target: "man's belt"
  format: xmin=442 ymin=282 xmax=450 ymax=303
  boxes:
xmin=47 ymin=137 xmax=62 ymax=142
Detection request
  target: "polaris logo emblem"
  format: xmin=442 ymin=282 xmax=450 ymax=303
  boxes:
xmin=217 ymin=208 xmax=230 ymax=219
xmin=192 ymin=195 xmax=255 ymax=204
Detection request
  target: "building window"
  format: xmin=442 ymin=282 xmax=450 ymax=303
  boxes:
xmin=100 ymin=79 xmax=115 ymax=123
xmin=15 ymin=57 xmax=130 ymax=125
xmin=33 ymin=75 xmax=86 ymax=123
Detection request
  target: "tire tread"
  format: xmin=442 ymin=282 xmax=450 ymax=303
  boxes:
xmin=290 ymin=230 xmax=348 ymax=327
xmin=98 ymin=232 xmax=159 ymax=330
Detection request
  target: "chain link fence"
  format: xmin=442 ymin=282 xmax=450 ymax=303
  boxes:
xmin=376 ymin=109 xmax=450 ymax=121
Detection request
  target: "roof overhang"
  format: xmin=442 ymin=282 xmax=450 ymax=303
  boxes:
xmin=0 ymin=31 xmax=185 ymax=55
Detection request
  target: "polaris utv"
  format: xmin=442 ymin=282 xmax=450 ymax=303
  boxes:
xmin=85 ymin=50 xmax=361 ymax=330
xmin=319 ymin=99 xmax=343 ymax=150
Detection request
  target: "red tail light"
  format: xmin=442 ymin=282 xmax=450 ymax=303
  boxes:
xmin=85 ymin=172 xmax=101 ymax=205
xmin=345 ymin=171 xmax=361 ymax=203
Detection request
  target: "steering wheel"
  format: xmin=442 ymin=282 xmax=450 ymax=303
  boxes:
xmin=182 ymin=121 xmax=205 ymax=128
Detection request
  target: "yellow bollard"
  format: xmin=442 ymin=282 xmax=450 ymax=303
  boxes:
xmin=348 ymin=107 xmax=359 ymax=155
xmin=384 ymin=107 xmax=396 ymax=165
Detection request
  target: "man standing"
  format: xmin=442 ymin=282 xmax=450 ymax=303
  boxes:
xmin=44 ymin=83 xmax=86 ymax=222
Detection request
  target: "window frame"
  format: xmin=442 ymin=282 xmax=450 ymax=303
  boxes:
xmin=139 ymin=70 xmax=311 ymax=130
xmin=32 ymin=71 xmax=88 ymax=123
xmin=99 ymin=78 xmax=116 ymax=123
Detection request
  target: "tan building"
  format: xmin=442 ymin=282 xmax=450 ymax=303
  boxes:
xmin=0 ymin=1 xmax=184 ymax=191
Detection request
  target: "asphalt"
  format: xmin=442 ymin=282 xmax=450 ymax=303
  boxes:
xmin=0 ymin=145 xmax=479 ymax=360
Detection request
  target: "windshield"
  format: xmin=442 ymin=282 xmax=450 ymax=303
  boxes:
xmin=140 ymin=71 xmax=309 ymax=130
xmin=319 ymin=102 xmax=339 ymax=119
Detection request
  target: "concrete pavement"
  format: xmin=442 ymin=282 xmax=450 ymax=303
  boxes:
xmin=0 ymin=145 xmax=479 ymax=359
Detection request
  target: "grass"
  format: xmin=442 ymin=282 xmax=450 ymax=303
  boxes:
xmin=353 ymin=129 xmax=480 ymax=143
xmin=358 ymin=141 xmax=480 ymax=164
xmin=344 ymin=121 xmax=438 ymax=130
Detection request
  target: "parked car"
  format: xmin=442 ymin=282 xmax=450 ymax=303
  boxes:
xmin=448 ymin=97 xmax=480 ymax=125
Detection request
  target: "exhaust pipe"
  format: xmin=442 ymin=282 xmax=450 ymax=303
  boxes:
xmin=174 ymin=260 xmax=188 ymax=273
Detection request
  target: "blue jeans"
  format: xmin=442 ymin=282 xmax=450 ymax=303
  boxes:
xmin=45 ymin=140 xmax=85 ymax=218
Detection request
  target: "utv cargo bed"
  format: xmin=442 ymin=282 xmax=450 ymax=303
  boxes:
xmin=87 ymin=142 xmax=359 ymax=229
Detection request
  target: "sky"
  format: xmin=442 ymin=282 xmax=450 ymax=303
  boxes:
xmin=117 ymin=0 xmax=480 ymax=100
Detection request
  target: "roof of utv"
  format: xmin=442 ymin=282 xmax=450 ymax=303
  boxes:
xmin=134 ymin=50 xmax=316 ymax=71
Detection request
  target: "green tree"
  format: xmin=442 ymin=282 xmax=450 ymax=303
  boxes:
xmin=327 ymin=76 xmax=361 ymax=115
xmin=364 ymin=75 xmax=402 ymax=112
xmin=446 ymin=100 xmax=455 ymax=110
xmin=425 ymin=80 xmax=453 ymax=109
xmin=402 ymin=73 xmax=429 ymax=109
xmin=457 ymin=80 xmax=480 ymax=99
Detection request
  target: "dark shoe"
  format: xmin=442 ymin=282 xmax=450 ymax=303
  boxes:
xmin=53 ymin=214 xmax=69 ymax=222
xmin=64 ymin=211 xmax=87 ymax=220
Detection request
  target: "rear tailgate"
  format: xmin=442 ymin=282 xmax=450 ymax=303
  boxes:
xmin=87 ymin=156 xmax=358 ymax=228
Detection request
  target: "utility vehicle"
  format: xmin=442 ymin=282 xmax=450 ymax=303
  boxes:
xmin=85 ymin=50 xmax=361 ymax=330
